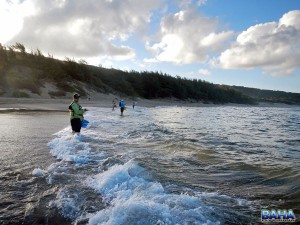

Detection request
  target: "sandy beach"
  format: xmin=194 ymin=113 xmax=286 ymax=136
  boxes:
xmin=0 ymin=95 xmax=204 ymax=112
xmin=0 ymin=94 xmax=296 ymax=113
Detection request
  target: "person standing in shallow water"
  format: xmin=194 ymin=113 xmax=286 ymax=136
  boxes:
xmin=112 ymin=99 xmax=117 ymax=111
xmin=69 ymin=93 xmax=87 ymax=134
xmin=119 ymin=99 xmax=126 ymax=116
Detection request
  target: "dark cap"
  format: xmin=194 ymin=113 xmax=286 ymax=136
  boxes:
xmin=73 ymin=93 xmax=80 ymax=99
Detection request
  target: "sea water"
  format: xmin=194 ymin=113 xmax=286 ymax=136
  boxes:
xmin=1 ymin=106 xmax=299 ymax=224
xmin=0 ymin=112 xmax=69 ymax=224
xmin=0 ymin=106 xmax=300 ymax=225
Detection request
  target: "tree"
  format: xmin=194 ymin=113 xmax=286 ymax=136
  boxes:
xmin=7 ymin=47 xmax=16 ymax=61
xmin=0 ymin=44 xmax=8 ymax=69
xmin=34 ymin=48 xmax=43 ymax=57
xmin=12 ymin=42 xmax=26 ymax=54
xmin=78 ymin=59 xmax=87 ymax=65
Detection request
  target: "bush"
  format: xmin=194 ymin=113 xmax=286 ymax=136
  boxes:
xmin=48 ymin=90 xmax=66 ymax=97
xmin=0 ymin=88 xmax=5 ymax=96
xmin=12 ymin=91 xmax=30 ymax=98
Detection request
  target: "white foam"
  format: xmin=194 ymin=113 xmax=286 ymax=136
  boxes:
xmin=49 ymin=188 xmax=82 ymax=220
xmin=32 ymin=168 xmax=46 ymax=177
xmin=48 ymin=130 xmax=92 ymax=164
xmin=86 ymin=160 xmax=220 ymax=225
xmin=155 ymin=105 xmax=178 ymax=108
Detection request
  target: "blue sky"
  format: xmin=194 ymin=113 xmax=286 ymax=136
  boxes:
xmin=1 ymin=0 xmax=300 ymax=93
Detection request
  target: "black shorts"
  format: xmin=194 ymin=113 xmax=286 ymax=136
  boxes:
xmin=120 ymin=107 xmax=125 ymax=112
xmin=71 ymin=118 xmax=82 ymax=132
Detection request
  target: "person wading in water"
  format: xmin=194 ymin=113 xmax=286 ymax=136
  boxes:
xmin=119 ymin=99 xmax=126 ymax=116
xmin=69 ymin=93 xmax=88 ymax=134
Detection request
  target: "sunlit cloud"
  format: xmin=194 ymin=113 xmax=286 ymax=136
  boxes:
xmin=0 ymin=0 xmax=35 ymax=43
xmin=146 ymin=8 xmax=234 ymax=64
xmin=4 ymin=0 xmax=162 ymax=61
xmin=198 ymin=69 xmax=211 ymax=76
xmin=213 ymin=10 xmax=300 ymax=77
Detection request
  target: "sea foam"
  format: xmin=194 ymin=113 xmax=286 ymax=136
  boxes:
xmin=86 ymin=160 xmax=220 ymax=225
xmin=32 ymin=168 xmax=46 ymax=177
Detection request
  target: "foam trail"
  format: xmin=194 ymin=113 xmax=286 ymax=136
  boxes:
xmin=86 ymin=160 xmax=220 ymax=225
xmin=48 ymin=128 xmax=93 ymax=163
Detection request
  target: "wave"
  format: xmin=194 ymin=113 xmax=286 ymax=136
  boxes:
xmin=45 ymin=110 xmax=228 ymax=224
xmin=44 ymin=106 xmax=299 ymax=224
xmin=86 ymin=160 xmax=220 ymax=225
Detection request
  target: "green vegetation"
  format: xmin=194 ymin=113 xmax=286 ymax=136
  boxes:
xmin=231 ymin=86 xmax=300 ymax=105
xmin=48 ymin=90 xmax=66 ymax=98
xmin=0 ymin=42 xmax=299 ymax=105
xmin=12 ymin=91 xmax=30 ymax=98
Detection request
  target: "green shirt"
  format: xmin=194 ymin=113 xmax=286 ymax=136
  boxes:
xmin=69 ymin=101 xmax=85 ymax=121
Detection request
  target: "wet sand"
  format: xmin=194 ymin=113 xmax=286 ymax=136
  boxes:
xmin=0 ymin=96 xmax=188 ymax=110
xmin=0 ymin=96 xmax=296 ymax=113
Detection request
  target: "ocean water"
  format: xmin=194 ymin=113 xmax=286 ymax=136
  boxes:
xmin=1 ymin=106 xmax=300 ymax=224
xmin=0 ymin=112 xmax=69 ymax=224
xmin=47 ymin=106 xmax=300 ymax=224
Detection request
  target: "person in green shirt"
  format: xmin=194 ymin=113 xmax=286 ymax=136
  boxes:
xmin=69 ymin=93 xmax=87 ymax=134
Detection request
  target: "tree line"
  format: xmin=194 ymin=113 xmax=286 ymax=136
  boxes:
xmin=1 ymin=42 xmax=298 ymax=104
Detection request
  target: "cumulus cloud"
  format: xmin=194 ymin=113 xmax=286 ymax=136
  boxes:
xmin=213 ymin=10 xmax=300 ymax=77
xmin=145 ymin=8 xmax=234 ymax=64
xmin=198 ymin=69 xmax=211 ymax=76
xmin=6 ymin=0 xmax=162 ymax=60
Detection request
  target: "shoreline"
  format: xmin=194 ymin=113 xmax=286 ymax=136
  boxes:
xmin=0 ymin=108 xmax=68 ymax=113
xmin=0 ymin=96 xmax=298 ymax=113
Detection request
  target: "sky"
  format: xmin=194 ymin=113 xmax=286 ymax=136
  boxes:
xmin=1 ymin=0 xmax=300 ymax=93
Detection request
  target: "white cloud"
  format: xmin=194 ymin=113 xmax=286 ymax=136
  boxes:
xmin=198 ymin=69 xmax=211 ymax=76
xmin=143 ymin=58 xmax=158 ymax=63
xmin=146 ymin=8 xmax=234 ymax=64
xmin=201 ymin=31 xmax=234 ymax=48
xmin=4 ymin=0 xmax=162 ymax=60
xmin=156 ymin=34 xmax=184 ymax=63
xmin=0 ymin=0 xmax=35 ymax=43
xmin=214 ymin=10 xmax=300 ymax=77
xmin=279 ymin=10 xmax=300 ymax=29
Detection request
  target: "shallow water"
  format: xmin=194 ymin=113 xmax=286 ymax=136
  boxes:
xmin=0 ymin=112 xmax=69 ymax=224
xmin=1 ymin=106 xmax=299 ymax=224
